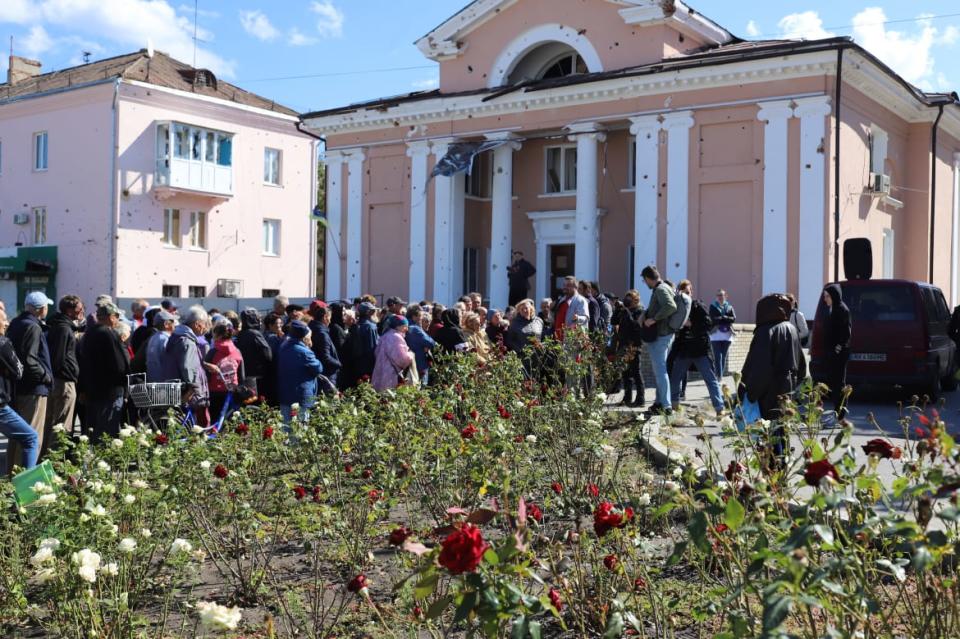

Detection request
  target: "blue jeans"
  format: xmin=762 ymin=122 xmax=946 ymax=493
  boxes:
xmin=0 ymin=404 xmax=39 ymax=471
xmin=711 ymin=341 xmax=731 ymax=379
xmin=281 ymin=404 xmax=311 ymax=427
xmin=647 ymin=334 xmax=674 ymax=408
xmin=670 ymin=355 xmax=725 ymax=412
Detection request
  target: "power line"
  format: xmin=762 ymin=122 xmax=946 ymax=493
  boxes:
xmin=241 ymin=64 xmax=436 ymax=83
xmin=751 ymin=10 xmax=960 ymax=39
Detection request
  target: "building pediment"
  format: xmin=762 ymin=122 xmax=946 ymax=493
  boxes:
xmin=415 ymin=0 xmax=733 ymax=61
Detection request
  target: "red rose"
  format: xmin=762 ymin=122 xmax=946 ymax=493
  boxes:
xmin=514 ymin=435 xmax=524 ymax=443
xmin=263 ymin=426 xmax=274 ymax=440
xmin=587 ymin=483 xmax=600 ymax=499
xmin=389 ymin=526 xmax=412 ymax=546
xmin=715 ymin=523 xmax=729 ymax=534
xmin=236 ymin=423 xmax=249 ymax=436
xmin=862 ymin=438 xmax=902 ymax=460
xmin=359 ymin=374 xmax=371 ymax=383
xmin=724 ymin=461 xmax=746 ymax=482
xmin=498 ymin=405 xmax=511 ymax=419
xmin=470 ymin=409 xmax=479 ymax=420
xmin=803 ymin=459 xmax=840 ymax=487
xmin=603 ymin=554 xmax=618 ymax=571
xmin=312 ymin=486 xmax=323 ymax=503
xmin=293 ymin=486 xmax=307 ymax=500
xmin=214 ymin=464 xmax=229 ymax=479
xmin=634 ymin=577 xmax=647 ymax=591
xmin=347 ymin=574 xmax=368 ymax=593
xmin=412 ymin=605 xmax=423 ymax=618
xmin=443 ymin=411 xmax=455 ymax=421
xmin=362 ymin=468 xmax=373 ymax=479
xmin=438 ymin=524 xmax=488 ymax=575
xmin=551 ymin=481 xmax=563 ymax=495
xmin=154 ymin=433 xmax=169 ymax=445
xmin=593 ymin=501 xmax=631 ymax=537
xmin=344 ymin=464 xmax=353 ymax=473
xmin=528 ymin=503 xmax=543 ymax=522
xmin=368 ymin=489 xmax=381 ymax=503
xmin=548 ymin=587 xmax=563 ymax=611
xmin=461 ymin=424 xmax=478 ymax=439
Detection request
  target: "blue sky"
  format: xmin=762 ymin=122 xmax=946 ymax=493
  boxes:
xmin=2 ymin=1 xmax=960 ymax=114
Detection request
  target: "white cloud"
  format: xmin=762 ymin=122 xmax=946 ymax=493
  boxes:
xmin=310 ymin=1 xmax=344 ymax=38
xmin=851 ymin=7 xmax=956 ymax=89
xmin=21 ymin=25 xmax=54 ymax=58
xmin=412 ymin=76 xmax=439 ymax=90
xmin=288 ymin=28 xmax=318 ymax=47
xmin=0 ymin=0 xmax=35 ymax=23
xmin=778 ymin=11 xmax=835 ymax=40
xmin=177 ymin=3 xmax=218 ymax=19
xmin=745 ymin=20 xmax=760 ymax=38
xmin=240 ymin=10 xmax=279 ymax=42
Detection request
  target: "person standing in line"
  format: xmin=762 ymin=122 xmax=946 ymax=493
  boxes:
xmin=272 ymin=295 xmax=289 ymax=318
xmin=0 ymin=309 xmax=39 ymax=473
xmin=405 ymin=304 xmax=436 ymax=385
xmin=84 ymin=295 xmax=114 ymax=334
xmin=373 ymin=315 xmax=416 ymax=391
xmin=7 ymin=291 xmax=54 ymax=466
xmin=78 ymin=303 xmax=130 ymax=441
xmin=328 ymin=303 xmax=349 ymax=362
xmin=669 ymin=281 xmax=725 ymax=416
xmin=277 ymin=321 xmax=322 ymax=426
xmin=130 ymin=307 xmax=161 ymax=357
xmin=129 ymin=299 xmax=150 ymax=330
xmin=708 ymin=289 xmax=737 ymax=379
xmin=308 ymin=302 xmax=341 ymax=389
xmin=507 ymin=250 xmax=537 ymax=307
xmin=553 ymin=276 xmax=590 ymax=341
xmin=145 ymin=311 xmax=176 ymax=383
xmin=44 ymin=295 xmax=83 ymax=447
xmin=640 ymin=266 xmax=678 ymax=416
xmin=206 ymin=322 xmax=244 ymax=426
xmin=786 ymin=294 xmax=810 ymax=349
xmin=613 ymin=290 xmax=646 ymax=408
xmin=342 ymin=302 xmax=379 ymax=388
xmin=163 ymin=306 xmax=213 ymax=428
xmin=821 ymin=284 xmax=852 ymax=420
xmin=578 ymin=281 xmax=601 ymax=333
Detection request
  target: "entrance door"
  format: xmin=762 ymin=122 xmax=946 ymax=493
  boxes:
xmin=549 ymin=244 xmax=575 ymax=299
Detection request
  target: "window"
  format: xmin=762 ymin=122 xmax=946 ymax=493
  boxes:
xmin=882 ymin=228 xmax=895 ymax=279
xmin=169 ymin=123 xmax=232 ymax=167
xmin=263 ymin=219 xmax=280 ymax=256
xmin=162 ymin=284 xmax=181 ymax=298
xmin=545 ymin=145 xmax=577 ymax=193
xmin=264 ymin=148 xmax=282 ymax=185
xmin=465 ymin=151 xmax=493 ymax=198
xmin=33 ymin=207 xmax=46 ymax=244
xmin=217 ymin=135 xmax=232 ymax=166
xmin=188 ymin=286 xmax=206 ymax=299
xmin=869 ymin=126 xmax=888 ymax=175
xmin=262 ymin=288 xmax=280 ymax=299
xmin=188 ymin=211 xmax=207 ymax=249
xmin=162 ymin=209 xmax=181 ymax=247
xmin=539 ymin=52 xmax=587 ymax=80
xmin=33 ymin=132 xmax=48 ymax=171
xmin=204 ymin=131 xmax=216 ymax=163
xmin=463 ymin=247 xmax=486 ymax=296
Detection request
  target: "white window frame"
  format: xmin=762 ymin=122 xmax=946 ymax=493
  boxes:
xmin=188 ymin=211 xmax=207 ymax=250
xmin=869 ymin=125 xmax=889 ymax=176
xmin=882 ymin=228 xmax=895 ymax=279
xmin=264 ymin=148 xmax=282 ymax=186
xmin=162 ymin=209 xmax=182 ymax=248
xmin=543 ymin=144 xmax=577 ymax=194
xmin=33 ymin=206 xmax=47 ymax=245
xmin=627 ymin=137 xmax=637 ymax=189
xmin=263 ymin=219 xmax=281 ymax=256
xmin=33 ymin=131 xmax=48 ymax=171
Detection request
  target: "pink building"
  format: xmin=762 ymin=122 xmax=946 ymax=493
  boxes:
xmin=0 ymin=50 xmax=316 ymax=312
xmin=304 ymin=0 xmax=960 ymax=320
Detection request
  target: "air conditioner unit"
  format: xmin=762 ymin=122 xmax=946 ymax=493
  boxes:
xmin=868 ymin=172 xmax=891 ymax=196
xmin=217 ymin=279 xmax=243 ymax=298
xmin=12 ymin=213 xmax=30 ymax=225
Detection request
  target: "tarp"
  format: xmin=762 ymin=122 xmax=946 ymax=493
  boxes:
xmin=429 ymin=140 xmax=507 ymax=180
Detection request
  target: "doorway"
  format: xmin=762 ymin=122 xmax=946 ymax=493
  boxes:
xmin=549 ymin=244 xmax=575 ymax=299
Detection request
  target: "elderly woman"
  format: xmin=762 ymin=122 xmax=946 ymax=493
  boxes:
xmin=462 ymin=312 xmax=493 ymax=365
xmin=277 ymin=320 xmax=322 ymax=426
xmin=505 ymin=299 xmax=544 ymax=354
xmin=372 ymin=315 xmax=416 ymax=391
xmin=206 ymin=322 xmax=245 ymax=427
xmin=485 ymin=309 xmax=508 ymax=349
xmin=405 ymin=304 xmax=436 ymax=384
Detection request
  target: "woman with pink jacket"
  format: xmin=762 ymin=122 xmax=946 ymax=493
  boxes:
xmin=372 ymin=315 xmax=415 ymax=391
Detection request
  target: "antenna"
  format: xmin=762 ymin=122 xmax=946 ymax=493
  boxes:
xmin=82 ymin=51 xmax=92 ymax=63
xmin=192 ymin=0 xmax=198 ymax=68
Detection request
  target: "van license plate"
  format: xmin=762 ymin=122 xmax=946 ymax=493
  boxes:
xmin=851 ymin=353 xmax=886 ymax=362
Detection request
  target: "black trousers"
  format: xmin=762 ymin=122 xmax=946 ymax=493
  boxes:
xmin=509 ymin=286 xmax=529 ymax=307
xmin=825 ymin=349 xmax=850 ymax=414
xmin=621 ymin=350 xmax=645 ymax=404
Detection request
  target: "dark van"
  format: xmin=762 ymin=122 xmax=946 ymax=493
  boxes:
xmin=810 ymin=280 xmax=957 ymax=397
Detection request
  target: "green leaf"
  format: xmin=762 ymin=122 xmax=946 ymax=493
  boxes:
xmin=939 ymin=506 xmax=960 ymax=522
xmin=512 ymin=616 xmax=529 ymax=639
xmin=602 ymin=612 xmax=625 ymax=638
xmin=913 ymin=546 xmax=933 ymax=573
xmin=688 ymin=511 xmax=710 ymax=553
xmin=812 ymin=525 xmax=834 ymax=546
xmin=413 ymin=573 xmax=439 ymax=600
xmin=454 ymin=590 xmax=479 ymax=623
xmin=483 ymin=548 xmax=500 ymax=566
xmin=876 ymin=559 xmax=906 ymax=582
xmin=724 ymin=497 xmax=745 ymax=531
xmin=666 ymin=540 xmax=688 ymax=566
xmin=426 ymin=595 xmax=453 ymax=620
xmin=762 ymin=594 xmax=793 ymax=634
xmin=529 ymin=620 xmax=542 ymax=639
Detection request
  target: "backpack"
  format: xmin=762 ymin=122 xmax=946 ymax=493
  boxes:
xmin=667 ymin=291 xmax=692 ymax=332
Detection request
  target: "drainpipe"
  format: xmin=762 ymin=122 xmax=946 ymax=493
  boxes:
xmin=833 ymin=47 xmax=844 ymax=282
xmin=930 ymin=104 xmax=945 ymax=284
xmin=109 ymin=77 xmax=121 ymax=297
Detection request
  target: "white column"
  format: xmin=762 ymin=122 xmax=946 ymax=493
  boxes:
xmin=661 ymin=111 xmax=694 ymax=282
xmin=431 ymin=139 xmax=465 ymax=304
xmin=757 ymin=100 xmax=793 ymax=296
xmin=406 ymin=141 xmax=431 ymax=302
xmin=794 ymin=96 xmax=832 ymax=317
xmin=323 ymin=150 xmax=345 ymax=301
xmin=568 ymin=122 xmax=606 ymax=281
xmin=486 ymin=133 xmax=521 ymax=309
xmin=629 ymin=115 xmax=661 ymax=281
xmin=344 ymin=148 xmax=366 ymax=299
xmin=952 ymin=153 xmax=960 ymax=306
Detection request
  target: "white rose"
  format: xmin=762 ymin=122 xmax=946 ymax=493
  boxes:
xmin=199 ymin=461 xmax=211 ymax=470
xmin=78 ymin=435 xmax=90 ymax=443
xmin=525 ymin=435 xmax=537 ymax=444
xmin=192 ymin=425 xmax=205 ymax=434
xmin=137 ymin=436 xmax=150 ymax=447
xmin=51 ymin=474 xmax=65 ymax=486
xmin=664 ymin=481 xmax=680 ymax=493
xmin=100 ymin=562 xmax=119 ymax=577
xmin=39 ymin=538 xmax=61 ymax=551
xmin=87 ymin=504 xmax=107 ymax=517
xmin=671 ymin=467 xmax=683 ymax=478
xmin=32 ymin=481 xmax=52 ymax=495
xmin=719 ymin=416 xmax=735 ymax=430
xmin=118 ymin=538 xmax=137 ymax=554
xmin=30 ymin=546 xmax=55 ymax=567
xmin=112 ymin=439 xmax=124 ymax=449
xmin=140 ymin=528 xmax=152 ymax=539
xmin=79 ymin=513 xmax=90 ymax=523
xmin=290 ymin=403 xmax=300 ymax=411
xmin=197 ymin=601 xmax=242 ymax=631
xmin=641 ymin=472 xmax=655 ymax=483
xmin=170 ymin=538 xmax=193 ymax=555
xmin=131 ymin=479 xmax=149 ymax=490
xmin=637 ymin=493 xmax=652 ymax=507
xmin=119 ymin=426 xmax=136 ymax=438
xmin=37 ymin=494 xmax=57 ymax=505
xmin=596 ymin=392 xmax=608 ymax=402
xmin=52 ymin=423 xmax=66 ymax=434
xmin=97 ymin=460 xmax=110 ymax=472
xmin=72 ymin=549 xmax=101 ymax=584
xmin=123 ymin=494 xmax=136 ymax=505
xmin=109 ymin=525 xmax=119 ymax=536
xmin=192 ymin=549 xmax=207 ymax=562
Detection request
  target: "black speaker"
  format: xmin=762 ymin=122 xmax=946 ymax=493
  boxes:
xmin=843 ymin=238 xmax=873 ymax=280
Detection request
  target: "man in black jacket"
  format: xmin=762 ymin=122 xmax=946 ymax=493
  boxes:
xmin=236 ymin=308 xmax=272 ymax=399
xmin=308 ymin=302 xmax=341 ymax=389
xmin=612 ymin=290 xmax=646 ymax=408
xmin=78 ymin=303 xmax=130 ymax=440
xmin=7 ymin=291 xmax=54 ymax=465
xmin=507 ymin=251 xmax=536 ymax=307
xmin=44 ymin=294 xmax=83 ymax=451
xmin=0 ymin=309 xmax=40 ymax=473
xmin=821 ymin=284 xmax=852 ymax=420
xmin=668 ymin=280 xmax=725 ymax=416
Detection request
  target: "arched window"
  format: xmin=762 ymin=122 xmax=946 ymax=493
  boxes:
xmin=507 ymin=43 xmax=587 ymax=84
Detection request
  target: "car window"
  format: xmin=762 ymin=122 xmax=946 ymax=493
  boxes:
xmin=839 ymin=284 xmax=916 ymax=322
xmin=921 ymin=288 xmax=939 ymax=323
xmin=935 ymin=290 xmax=951 ymax=322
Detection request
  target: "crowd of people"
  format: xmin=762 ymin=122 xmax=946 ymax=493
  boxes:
xmin=0 ymin=260 xmax=856 ymax=476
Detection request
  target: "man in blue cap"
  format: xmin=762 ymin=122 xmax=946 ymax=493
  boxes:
xmin=6 ymin=291 xmax=54 ymax=472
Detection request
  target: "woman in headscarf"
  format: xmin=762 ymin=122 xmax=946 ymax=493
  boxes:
xmin=277 ymin=320 xmax=322 ymax=426
xmin=236 ymin=308 xmax=272 ymax=400
xmin=740 ymin=294 xmax=807 ymax=463
xmin=434 ymin=308 xmax=468 ymax=354
xmin=372 ymin=315 xmax=416 ymax=392
xmin=485 ymin=309 xmax=508 ymax=350
xmin=820 ymin=284 xmax=852 ymax=420
xmin=428 ymin=304 xmax=446 ymax=339
xmin=206 ymin=321 xmax=244 ymax=427
xmin=462 ymin=312 xmax=492 ymax=365
xmin=329 ymin=302 xmax=349 ymax=361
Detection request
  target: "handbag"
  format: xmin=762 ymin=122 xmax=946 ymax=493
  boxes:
xmin=733 ymin=397 xmax=763 ymax=432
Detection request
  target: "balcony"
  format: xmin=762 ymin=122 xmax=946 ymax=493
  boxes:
xmin=155 ymin=122 xmax=233 ymax=199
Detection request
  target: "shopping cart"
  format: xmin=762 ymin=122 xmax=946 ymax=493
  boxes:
xmin=127 ymin=374 xmax=197 ymax=432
